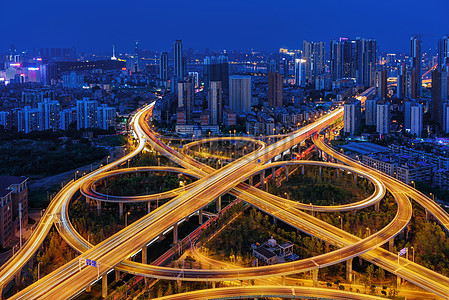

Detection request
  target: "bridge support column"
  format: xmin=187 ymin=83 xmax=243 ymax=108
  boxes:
xmin=312 ymin=269 xmax=319 ymax=287
xmin=249 ymin=176 xmax=253 ymax=186
xmin=273 ymin=217 xmax=277 ymax=226
xmin=216 ymin=196 xmax=222 ymax=212
xmin=397 ymin=276 xmax=402 ymax=287
xmin=199 ymin=209 xmax=203 ymax=224
xmin=115 ymin=269 xmax=120 ymax=281
xmin=177 ymin=280 xmax=182 ymax=290
xmin=286 ymin=165 xmax=289 ymax=182
xmin=142 ymin=245 xmax=147 ymax=264
xmin=102 ymin=274 xmax=108 ymax=298
xmin=97 ymin=200 xmax=101 ymax=216
xmin=425 ymin=209 xmax=430 ymax=222
xmin=86 ymin=284 xmax=91 ymax=292
xmin=212 ymin=281 xmax=216 ymax=288
xmin=15 ymin=268 xmax=21 ymax=285
xmin=319 ymin=166 xmax=322 ymax=179
xmin=389 ymin=239 xmax=394 ymax=252
xmin=260 ymin=171 xmax=265 ymax=189
xmin=148 ymin=202 xmax=151 ymax=214
xmin=336 ymin=169 xmax=339 ymax=181
xmin=86 ymin=196 xmax=90 ymax=205
xmin=282 ymin=275 xmax=285 ymax=285
xmin=375 ymin=202 xmax=380 ymax=212
xmin=354 ymin=174 xmax=357 ymax=183
xmin=173 ymin=223 xmax=178 ymax=244
xmin=119 ymin=203 xmax=123 ymax=218
xmin=272 ymin=167 xmax=276 ymax=181
xmin=346 ymin=258 xmax=353 ymax=283
xmin=145 ymin=277 xmax=149 ymax=289
xmin=302 ymin=165 xmax=304 ymax=176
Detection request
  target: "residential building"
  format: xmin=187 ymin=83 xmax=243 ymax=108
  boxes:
xmin=159 ymin=52 xmax=169 ymax=81
xmin=38 ymin=99 xmax=60 ymax=130
xmin=97 ymin=104 xmax=116 ymax=130
xmin=229 ymin=75 xmax=251 ymax=113
xmin=410 ymin=103 xmax=423 ymax=137
xmin=208 ymin=81 xmax=222 ymax=125
xmin=410 ymin=35 xmax=422 ymax=98
xmin=365 ymin=99 xmax=377 ymax=126
xmin=76 ymin=98 xmax=98 ymax=129
xmin=343 ymin=99 xmax=361 ymax=136
xmin=268 ymin=71 xmax=283 ymax=107
xmin=376 ymin=101 xmax=390 ymax=134
xmin=174 ymin=40 xmax=184 ymax=79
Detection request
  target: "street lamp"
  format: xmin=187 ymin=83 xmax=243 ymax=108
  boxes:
xmin=88 ymin=233 xmax=93 ymax=244
xmin=75 ymin=170 xmax=79 ymax=180
xmin=125 ymin=212 xmax=131 ymax=227
xmin=411 ymin=246 xmax=415 ymax=262
xmin=430 ymin=193 xmax=435 ymax=201
xmin=366 ymin=227 xmax=371 ymax=236
xmin=107 ymin=155 xmax=110 ymax=164
xmin=411 ymin=181 xmax=415 ymax=189
xmin=338 ymin=215 xmax=343 ymax=230
xmin=38 ymin=261 xmax=43 ymax=280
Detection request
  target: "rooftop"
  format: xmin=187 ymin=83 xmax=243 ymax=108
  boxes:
xmin=254 ymin=246 xmax=276 ymax=259
xmin=0 ymin=176 xmax=27 ymax=198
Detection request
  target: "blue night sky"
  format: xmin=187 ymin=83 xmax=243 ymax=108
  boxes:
xmin=1 ymin=0 xmax=448 ymax=54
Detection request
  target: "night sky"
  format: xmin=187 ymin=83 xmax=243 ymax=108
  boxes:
xmin=1 ymin=0 xmax=448 ymax=54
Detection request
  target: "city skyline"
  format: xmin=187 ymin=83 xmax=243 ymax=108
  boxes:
xmin=1 ymin=0 xmax=448 ymax=54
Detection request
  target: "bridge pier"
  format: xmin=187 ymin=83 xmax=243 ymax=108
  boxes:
xmin=142 ymin=245 xmax=147 ymax=264
xmin=389 ymin=239 xmax=394 ymax=252
xmin=312 ymin=269 xmax=319 ymax=287
xmin=354 ymin=173 xmax=357 ymax=183
xmin=346 ymin=258 xmax=353 ymax=283
xmin=336 ymin=169 xmax=339 ymax=181
xmin=115 ymin=270 xmax=120 ymax=281
xmin=285 ymin=165 xmax=289 ymax=182
xmin=375 ymin=202 xmax=380 ymax=212
xmin=102 ymin=274 xmax=108 ymax=298
xmin=212 ymin=281 xmax=216 ymax=288
xmin=15 ymin=268 xmax=21 ymax=285
xmin=97 ymin=200 xmax=101 ymax=216
xmin=173 ymin=223 xmax=178 ymax=244
xmin=86 ymin=196 xmax=90 ymax=205
xmin=425 ymin=209 xmax=430 ymax=222
xmin=273 ymin=217 xmax=277 ymax=226
xmin=397 ymin=276 xmax=402 ymax=287
xmin=302 ymin=165 xmax=304 ymax=176
xmin=281 ymin=275 xmax=285 ymax=285
xmin=119 ymin=203 xmax=123 ymax=218
xmin=199 ymin=209 xmax=203 ymax=224
xmin=249 ymin=176 xmax=253 ymax=186
xmin=216 ymin=196 xmax=222 ymax=212
xmin=148 ymin=202 xmax=151 ymax=214
xmin=319 ymin=166 xmax=322 ymax=179
xmin=260 ymin=171 xmax=265 ymax=189
xmin=272 ymin=167 xmax=276 ymax=181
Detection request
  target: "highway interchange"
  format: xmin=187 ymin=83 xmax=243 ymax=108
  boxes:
xmin=1 ymin=87 xmax=449 ymax=299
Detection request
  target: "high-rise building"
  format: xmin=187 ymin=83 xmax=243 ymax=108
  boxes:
xmin=355 ymin=38 xmax=377 ymax=86
xmin=410 ymin=103 xmax=423 ymax=137
xmin=177 ymin=81 xmax=192 ymax=122
xmin=17 ymin=106 xmax=40 ymax=133
xmin=174 ymin=40 xmax=184 ymax=79
xmin=203 ymin=56 xmax=229 ymax=105
xmin=343 ymin=99 xmax=361 ymax=136
xmin=376 ymin=101 xmax=390 ymax=134
xmin=268 ymin=71 xmax=283 ymax=107
xmin=38 ymin=99 xmax=60 ymax=130
xmin=208 ymin=81 xmax=222 ymax=125
xmin=443 ymin=101 xmax=449 ymax=133
xmin=159 ymin=52 xmax=169 ymax=81
xmin=410 ymin=35 xmax=422 ymax=98
xmin=330 ymin=38 xmax=356 ymax=80
xmin=229 ymin=75 xmax=251 ymax=113
xmin=62 ymin=72 xmax=84 ymax=89
xmin=438 ymin=36 xmax=449 ymax=70
xmin=432 ymin=68 xmax=449 ymax=127
xmin=76 ymin=98 xmax=98 ymax=129
xmin=97 ymin=104 xmax=116 ymax=130
xmin=294 ymin=59 xmax=306 ymax=87
xmin=376 ymin=68 xmax=388 ymax=99
xmin=303 ymin=41 xmax=325 ymax=83
xmin=397 ymin=64 xmax=410 ymax=99
xmin=0 ymin=111 xmax=9 ymax=129
xmin=404 ymin=100 xmax=413 ymax=130
xmin=60 ymin=107 xmax=76 ymax=131
xmin=365 ymin=99 xmax=377 ymax=126
xmin=283 ymin=58 xmax=289 ymax=77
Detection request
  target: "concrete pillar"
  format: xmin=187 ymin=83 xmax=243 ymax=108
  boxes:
xmin=281 ymin=276 xmax=285 ymax=285
xmin=97 ymin=200 xmax=101 ymax=216
xmin=86 ymin=196 xmax=90 ymax=205
xmin=272 ymin=167 xmax=276 ymax=181
xmin=425 ymin=209 xmax=430 ymax=222
xmin=397 ymin=276 xmax=402 ymax=287
xmin=15 ymin=268 xmax=21 ymax=285
xmin=148 ymin=202 xmax=152 ymax=214
xmin=319 ymin=166 xmax=322 ymax=179
xmin=375 ymin=202 xmax=380 ymax=212
xmin=199 ymin=209 xmax=203 ymax=225
xmin=325 ymin=242 xmax=330 ymax=253
xmin=212 ymin=281 xmax=216 ymax=288
xmin=145 ymin=277 xmax=149 ymax=289
xmin=119 ymin=203 xmax=123 ymax=218
xmin=86 ymin=285 xmax=91 ymax=292
xmin=286 ymin=165 xmax=289 ymax=182
xmin=249 ymin=176 xmax=253 ymax=186
xmin=142 ymin=246 xmax=147 ymax=264
xmin=302 ymin=165 xmax=305 ymax=176
xmin=312 ymin=269 xmax=319 ymax=287
xmin=273 ymin=217 xmax=277 ymax=226
xmin=216 ymin=196 xmax=222 ymax=212
xmin=389 ymin=239 xmax=394 ymax=252
xmin=260 ymin=171 xmax=265 ymax=189
xmin=102 ymin=275 xmax=108 ymax=298
xmin=177 ymin=280 xmax=182 ymax=290
xmin=346 ymin=258 xmax=353 ymax=283
xmin=173 ymin=223 xmax=178 ymax=244
xmin=336 ymin=169 xmax=339 ymax=181
xmin=354 ymin=173 xmax=357 ymax=183
xmin=115 ymin=270 xmax=120 ymax=281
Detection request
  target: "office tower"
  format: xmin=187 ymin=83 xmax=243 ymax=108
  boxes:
xmin=76 ymin=98 xmax=98 ymax=129
xmin=203 ymin=56 xmax=229 ymax=104
xmin=410 ymin=103 xmax=423 ymax=137
xmin=63 ymin=72 xmax=84 ymax=88
xmin=432 ymin=68 xmax=449 ymax=126
xmin=97 ymin=104 xmax=116 ymax=130
xmin=404 ymin=100 xmax=413 ymax=130
xmin=177 ymin=81 xmax=192 ymax=122
xmin=188 ymin=72 xmax=199 ymax=89
xmin=283 ymin=58 xmax=289 ymax=77
xmin=60 ymin=107 xmax=76 ymax=131
xmin=229 ymin=75 xmax=252 ymax=113
xmin=294 ymin=59 xmax=306 ymax=86
xmin=355 ymin=38 xmax=377 ymax=86
xmin=38 ymin=99 xmax=60 ymax=130
xmin=365 ymin=99 xmax=377 ymax=126
xmin=159 ymin=52 xmax=169 ymax=80
xmin=397 ymin=64 xmax=409 ymax=99
xmin=17 ymin=106 xmax=40 ymax=133
xmin=208 ymin=81 xmax=222 ymax=125
xmin=438 ymin=36 xmax=449 ymax=70
xmin=174 ymin=40 xmax=184 ymax=79
xmin=376 ymin=68 xmax=388 ymax=99
xmin=303 ymin=41 xmax=325 ymax=83
xmin=330 ymin=38 xmax=356 ymax=80
xmin=410 ymin=35 xmax=422 ymax=98
xmin=376 ymin=101 xmax=390 ymax=134
xmin=268 ymin=71 xmax=283 ymax=107
xmin=343 ymin=99 xmax=361 ymax=136
xmin=268 ymin=59 xmax=280 ymax=73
